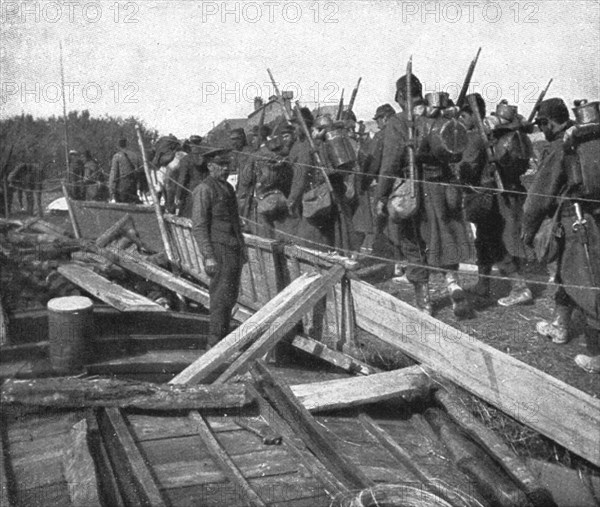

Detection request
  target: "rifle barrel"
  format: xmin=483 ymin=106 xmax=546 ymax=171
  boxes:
xmin=527 ymin=78 xmax=553 ymax=123
xmin=347 ymin=77 xmax=362 ymax=113
xmin=457 ymin=47 xmax=482 ymax=107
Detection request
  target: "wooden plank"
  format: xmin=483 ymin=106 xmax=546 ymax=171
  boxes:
xmin=188 ymin=411 xmax=267 ymax=507
xmin=95 ymin=214 xmax=133 ymax=247
xmin=92 ymin=427 xmax=126 ymax=507
xmin=289 ymin=335 xmax=379 ymax=376
xmin=98 ymin=408 xmax=166 ymax=506
xmin=58 ymin=263 xmax=165 ymax=312
xmin=153 ymin=449 xmax=297 ymax=489
xmin=86 ymin=349 xmax=208 ymax=375
xmin=62 ymin=418 xmax=102 ymax=506
xmin=290 ymin=366 xmax=431 ymax=412
xmin=62 ymin=183 xmax=81 ymax=239
xmin=351 ymin=279 xmax=600 ymax=467
xmin=250 ymin=360 xmax=373 ymax=491
xmin=216 ymin=266 xmax=345 ymax=383
xmin=246 ymin=385 xmax=348 ymax=497
xmin=1 ymin=377 xmax=253 ymax=410
xmin=170 ymin=273 xmax=318 ymax=385
xmin=97 ymin=246 xmax=210 ymax=305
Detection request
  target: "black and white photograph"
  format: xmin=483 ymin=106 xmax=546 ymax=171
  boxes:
xmin=0 ymin=1 xmax=599 ymax=505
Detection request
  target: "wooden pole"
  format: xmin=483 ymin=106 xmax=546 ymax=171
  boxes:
xmin=62 ymin=181 xmax=81 ymax=239
xmin=59 ymin=42 xmax=71 ymax=186
xmin=135 ymin=125 xmax=175 ymax=263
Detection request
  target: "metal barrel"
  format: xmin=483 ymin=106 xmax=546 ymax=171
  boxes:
xmin=47 ymin=296 xmax=94 ymax=374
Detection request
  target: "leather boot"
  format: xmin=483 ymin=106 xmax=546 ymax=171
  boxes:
xmin=498 ymin=275 xmax=533 ymax=307
xmin=446 ymin=272 xmax=473 ymax=319
xmin=469 ymin=266 xmax=492 ymax=298
xmin=575 ymin=354 xmax=600 ymax=373
xmin=535 ymin=305 xmax=572 ymax=344
xmin=413 ymin=282 xmax=432 ymax=316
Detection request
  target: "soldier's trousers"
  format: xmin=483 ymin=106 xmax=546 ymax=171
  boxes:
xmin=209 ymin=242 xmax=243 ymax=341
xmin=396 ymin=217 xmax=429 ymax=284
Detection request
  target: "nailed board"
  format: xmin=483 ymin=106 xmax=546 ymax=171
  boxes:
xmin=58 ymin=264 xmax=165 ymax=312
xmin=352 ymin=279 xmax=600 ymax=467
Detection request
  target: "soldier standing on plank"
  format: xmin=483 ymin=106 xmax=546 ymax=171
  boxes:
xmin=191 ymin=149 xmax=246 ymax=349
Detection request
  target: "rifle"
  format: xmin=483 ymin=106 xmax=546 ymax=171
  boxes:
xmin=336 ymin=89 xmax=345 ymax=121
xmin=527 ymin=78 xmax=553 ymax=123
xmin=267 ymin=68 xmax=292 ymax=122
xmin=293 ymin=101 xmax=333 ymax=193
xmin=406 ymin=56 xmax=416 ymax=198
xmin=456 ymin=47 xmax=482 ymax=108
xmin=347 ymin=77 xmax=362 ymax=116
xmin=467 ymin=94 xmax=505 ymax=191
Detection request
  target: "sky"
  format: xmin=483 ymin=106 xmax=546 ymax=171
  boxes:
xmin=1 ymin=0 xmax=599 ymax=138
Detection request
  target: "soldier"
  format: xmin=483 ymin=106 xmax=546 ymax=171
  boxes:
xmin=458 ymin=95 xmax=533 ymax=306
xmin=228 ymin=128 xmax=252 ymax=191
xmin=191 ymin=149 xmax=246 ymax=348
xmin=174 ymin=136 xmax=206 ymax=217
xmin=355 ymin=104 xmax=396 ymax=255
xmin=7 ymin=162 xmax=43 ymax=216
xmin=375 ymin=76 xmax=472 ymax=318
xmin=109 ymin=138 xmax=143 ymax=204
xmin=67 ymin=150 xmax=85 ymax=200
xmin=82 ymin=150 xmax=108 ymax=201
xmin=237 ymin=125 xmax=272 ymax=233
xmin=522 ymin=98 xmax=600 ymax=373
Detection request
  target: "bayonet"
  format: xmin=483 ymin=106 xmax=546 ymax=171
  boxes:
xmin=267 ymin=68 xmax=292 ymax=122
xmin=347 ymin=77 xmax=362 ymax=115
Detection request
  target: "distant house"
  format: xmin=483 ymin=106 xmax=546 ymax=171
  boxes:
xmin=204 ymin=118 xmax=248 ymax=149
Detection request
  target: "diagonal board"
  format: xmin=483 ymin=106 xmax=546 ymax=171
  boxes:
xmin=214 ymin=265 xmax=345 ymax=383
xmin=169 ymin=273 xmax=318 ymax=385
xmin=58 ymin=264 xmax=166 ymax=312
xmin=351 ymin=279 xmax=600 ymax=467
xmin=97 ymin=246 xmax=211 ymax=305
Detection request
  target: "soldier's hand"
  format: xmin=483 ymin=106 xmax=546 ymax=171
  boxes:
xmin=520 ymin=230 xmax=534 ymax=248
xmin=375 ymin=200 xmax=387 ymax=218
xmin=204 ymin=257 xmax=218 ymax=277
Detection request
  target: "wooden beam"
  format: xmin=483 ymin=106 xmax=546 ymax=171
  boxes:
xmin=98 ymin=408 xmax=166 ymax=506
xmin=187 ymin=411 xmax=267 ymax=507
xmin=58 ymin=264 xmax=166 ymax=312
xmin=434 ymin=383 xmax=556 ymax=507
xmin=351 ymin=279 xmax=600 ymax=467
xmin=0 ymin=418 xmax=13 ymax=507
xmin=290 ymin=365 xmax=431 ymax=412
xmin=249 ymin=360 xmax=373 ymax=491
xmin=95 ymin=214 xmax=133 ymax=247
xmin=169 ymin=273 xmax=318 ymax=385
xmin=1 ymin=377 xmax=253 ymax=410
xmin=95 ymin=246 xmax=210 ymax=306
xmin=215 ymin=265 xmax=345 ymax=383
xmin=62 ymin=419 xmax=102 ymax=506
xmin=289 ymin=334 xmax=379 ymax=376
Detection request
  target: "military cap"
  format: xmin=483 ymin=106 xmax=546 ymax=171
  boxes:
xmin=536 ymin=98 xmax=570 ymax=124
xmin=203 ymin=148 xmax=231 ymax=164
xmin=280 ymin=123 xmax=295 ymax=134
xmin=395 ymin=74 xmax=423 ymax=99
xmin=188 ymin=135 xmax=203 ymax=145
xmin=460 ymin=93 xmax=486 ymax=119
xmin=373 ymin=103 xmax=396 ymax=120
